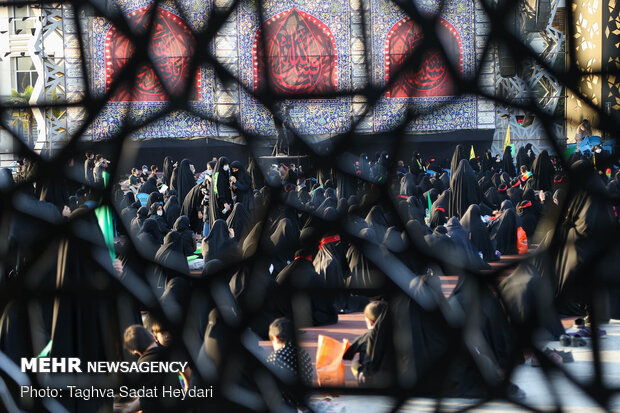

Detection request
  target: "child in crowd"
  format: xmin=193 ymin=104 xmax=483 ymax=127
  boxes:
xmin=267 ymin=318 xmax=313 ymax=407
xmin=120 ymin=325 xmax=180 ymax=413
xmin=343 ymin=301 xmax=387 ymax=385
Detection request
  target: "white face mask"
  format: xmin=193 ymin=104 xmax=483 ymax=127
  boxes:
xmin=595 ymin=149 xmax=602 ymax=153
xmin=190 ymin=166 xmax=195 ymax=173
xmin=223 ymin=165 xmax=230 ymax=172
xmin=206 ymin=169 xmax=213 ymax=176
xmin=157 ymin=210 xmax=163 ymax=216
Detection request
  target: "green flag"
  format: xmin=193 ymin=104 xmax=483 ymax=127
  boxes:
xmin=427 ymin=190 xmax=432 ymax=218
xmin=37 ymin=340 xmax=53 ymax=358
xmin=95 ymin=171 xmax=116 ymax=262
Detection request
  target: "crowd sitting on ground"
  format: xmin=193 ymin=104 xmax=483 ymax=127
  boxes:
xmin=0 ymin=141 xmax=618 ymax=412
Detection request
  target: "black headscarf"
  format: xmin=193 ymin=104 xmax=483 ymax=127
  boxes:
xmin=488 ymin=208 xmax=519 ymax=255
xmin=309 ymin=187 xmax=326 ymax=210
xmin=173 ymin=215 xmax=196 ymax=257
xmin=446 ymin=216 xmax=488 ymax=270
xmin=175 ymin=159 xmax=196 ymax=205
xmin=231 ymin=160 xmax=253 ymax=211
xmin=522 ymin=188 xmax=542 ymax=218
xmin=507 ymin=186 xmax=522 ymax=206
xmin=137 ymin=218 xmax=164 ymax=258
xmin=481 ymin=149 xmax=493 ymax=172
xmin=146 ymin=190 xmax=164 ymax=209
xmin=139 ymin=176 xmax=158 ymax=194
xmin=130 ymin=206 xmax=149 ymax=234
xmin=461 ymin=204 xmax=497 ymax=262
xmin=121 ymin=200 xmax=141 ymax=230
xmin=484 ymin=187 xmax=501 ymax=210
xmin=203 ymin=219 xmax=238 ymax=263
xmin=418 ymin=175 xmax=433 ymax=194
xmin=430 ymin=190 xmax=450 ymax=228
xmin=148 ymin=201 xmax=169 ymax=236
xmin=164 ymin=194 xmax=181 ymax=228
xmin=154 ymin=231 xmax=189 ymax=287
xmin=120 ymin=191 xmax=136 ymax=210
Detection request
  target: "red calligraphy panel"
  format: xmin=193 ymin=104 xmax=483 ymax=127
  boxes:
xmin=105 ymin=6 xmax=200 ymax=102
xmin=386 ymin=17 xmax=462 ymax=98
xmin=253 ymin=8 xmax=337 ymax=96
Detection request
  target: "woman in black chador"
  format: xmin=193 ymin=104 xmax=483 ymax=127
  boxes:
xmin=226 ymin=202 xmax=251 ymax=244
xmin=502 ymin=146 xmax=516 ymax=177
xmin=137 ymin=218 xmax=164 ymax=259
xmin=276 ymin=246 xmax=338 ymax=327
xmin=202 ymin=219 xmax=238 ymax=263
xmin=162 ymin=156 xmax=174 ymax=187
xmin=209 ymin=157 xmax=233 ymax=222
xmin=461 ymin=204 xmax=498 ymax=262
xmin=154 ymin=230 xmax=189 ymax=287
xmin=130 ymin=205 xmax=148 ymax=234
xmin=230 ymin=160 xmax=253 ymax=211
xmin=531 ymin=150 xmax=555 ymax=192
xmin=172 ymin=215 xmax=196 ymax=257
xmin=346 ymin=227 xmax=386 ymax=291
xmin=545 ymin=161 xmax=615 ymax=317
xmin=450 ymin=144 xmax=468 ymax=186
xmin=50 ymin=202 xmax=120 ymax=412
xmin=488 ymin=208 xmax=519 ymax=255
xmin=175 ymin=158 xmax=196 ymax=205
xmin=449 ymin=159 xmax=483 ymax=219
xmin=163 ymin=194 xmax=181 ymax=228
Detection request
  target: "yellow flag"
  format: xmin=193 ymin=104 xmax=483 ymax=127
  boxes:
xmin=469 ymin=145 xmax=475 ymax=160
xmin=504 ymin=125 xmax=511 ymax=149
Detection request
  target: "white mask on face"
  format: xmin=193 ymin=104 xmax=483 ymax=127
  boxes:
xmin=223 ymin=165 xmax=230 ymax=172
xmin=157 ymin=210 xmax=163 ymax=216
xmin=206 ymin=169 xmax=213 ymax=176
xmin=595 ymin=148 xmax=602 ymax=153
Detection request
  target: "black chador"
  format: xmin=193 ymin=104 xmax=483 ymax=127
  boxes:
xmin=209 ymin=157 xmax=233 ymax=222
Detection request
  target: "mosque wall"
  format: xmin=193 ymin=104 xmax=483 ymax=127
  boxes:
xmin=82 ymin=0 xmax=495 ymax=141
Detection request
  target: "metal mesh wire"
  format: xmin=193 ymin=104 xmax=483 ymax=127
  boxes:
xmin=0 ymin=0 xmax=619 ymax=412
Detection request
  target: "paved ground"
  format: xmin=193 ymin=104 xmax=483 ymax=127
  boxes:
xmin=255 ymin=253 xmax=620 ymax=412
xmin=333 ymin=319 xmax=620 ymax=412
